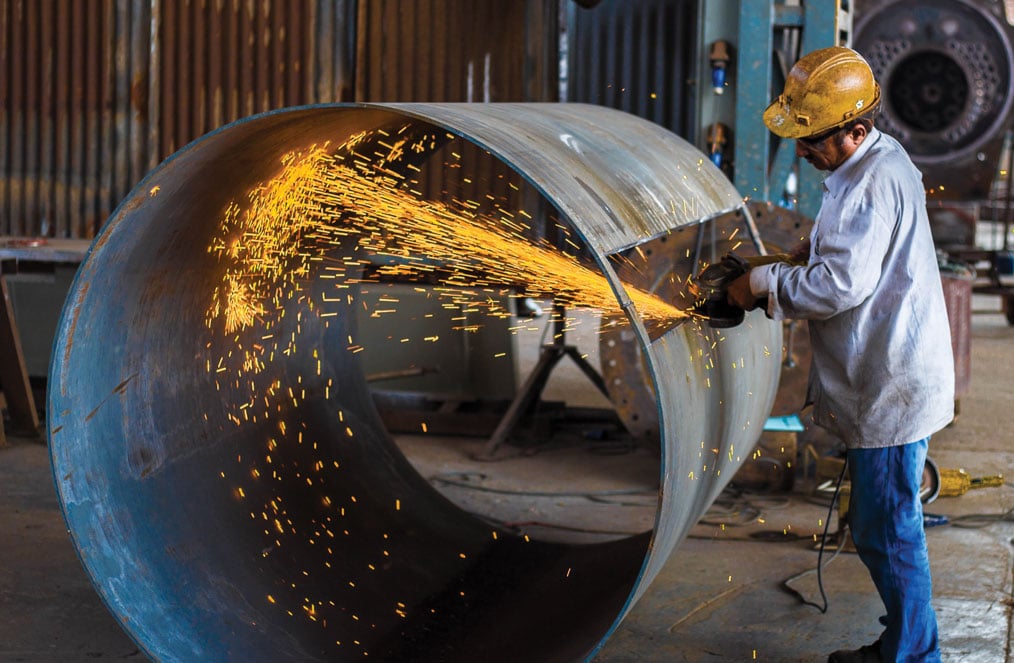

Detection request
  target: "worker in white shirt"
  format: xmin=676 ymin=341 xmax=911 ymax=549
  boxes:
xmin=727 ymin=46 xmax=954 ymax=663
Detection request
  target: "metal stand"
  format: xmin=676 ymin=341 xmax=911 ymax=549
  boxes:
xmin=949 ymin=130 xmax=1014 ymax=325
xmin=480 ymin=305 xmax=609 ymax=458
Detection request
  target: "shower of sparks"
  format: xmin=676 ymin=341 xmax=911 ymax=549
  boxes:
xmin=206 ymin=137 xmax=689 ymax=339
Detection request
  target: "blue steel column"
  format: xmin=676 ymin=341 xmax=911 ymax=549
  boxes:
xmin=796 ymin=1 xmax=846 ymax=216
xmin=734 ymin=1 xmax=845 ymax=220
xmin=733 ymin=0 xmax=776 ymax=205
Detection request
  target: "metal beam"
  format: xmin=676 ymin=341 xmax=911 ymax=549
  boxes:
xmin=734 ymin=0 xmax=777 ymax=204
xmin=733 ymin=0 xmax=849 ymax=219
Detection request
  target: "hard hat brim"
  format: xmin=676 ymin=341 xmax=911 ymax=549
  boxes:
xmin=763 ymin=100 xmax=809 ymax=139
xmin=763 ymin=91 xmax=880 ymax=140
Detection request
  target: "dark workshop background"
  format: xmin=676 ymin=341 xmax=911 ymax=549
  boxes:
xmin=0 ymin=0 xmax=701 ymax=240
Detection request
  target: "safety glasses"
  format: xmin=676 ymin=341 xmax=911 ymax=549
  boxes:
xmin=798 ymin=126 xmax=844 ymax=147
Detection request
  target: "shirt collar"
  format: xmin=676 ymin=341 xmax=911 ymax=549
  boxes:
xmin=823 ymin=127 xmax=881 ymax=196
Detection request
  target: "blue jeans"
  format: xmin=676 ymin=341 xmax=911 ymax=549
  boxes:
xmin=847 ymin=438 xmax=940 ymax=662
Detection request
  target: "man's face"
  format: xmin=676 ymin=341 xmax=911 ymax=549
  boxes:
xmin=795 ymin=128 xmax=853 ymax=171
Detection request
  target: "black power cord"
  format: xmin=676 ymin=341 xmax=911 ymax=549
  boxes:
xmin=782 ymin=458 xmax=849 ymax=613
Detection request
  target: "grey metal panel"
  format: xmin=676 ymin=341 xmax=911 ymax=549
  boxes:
xmin=565 ymin=0 xmax=698 ymax=137
xmin=355 ymin=283 xmax=518 ymax=400
xmin=6 ymin=265 xmax=78 ymax=378
xmin=628 ymin=308 xmax=780 ymax=612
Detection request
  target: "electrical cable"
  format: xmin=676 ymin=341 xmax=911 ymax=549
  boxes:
xmin=947 ymin=506 xmax=1014 ymax=528
xmin=781 ymin=458 xmax=849 ymax=613
xmin=698 ymin=487 xmax=791 ymax=527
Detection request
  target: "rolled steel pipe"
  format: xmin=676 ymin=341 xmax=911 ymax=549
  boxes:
xmin=49 ymin=103 xmax=781 ymax=662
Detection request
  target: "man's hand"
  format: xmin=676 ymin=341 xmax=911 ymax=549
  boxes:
xmin=726 ymin=273 xmax=760 ymax=310
xmin=788 ymin=239 xmax=811 ymax=264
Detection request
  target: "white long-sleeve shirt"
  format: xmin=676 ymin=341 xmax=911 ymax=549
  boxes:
xmin=750 ymin=128 xmax=955 ymax=448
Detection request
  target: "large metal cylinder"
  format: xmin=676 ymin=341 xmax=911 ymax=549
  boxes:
xmin=49 ymin=103 xmax=781 ymax=662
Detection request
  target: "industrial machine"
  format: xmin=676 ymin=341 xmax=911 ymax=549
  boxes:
xmin=854 ymin=0 xmax=1014 ymax=203
xmin=853 ymin=0 xmax=1014 ymax=322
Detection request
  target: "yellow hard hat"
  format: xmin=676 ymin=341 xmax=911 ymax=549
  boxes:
xmin=763 ymin=46 xmax=881 ymax=139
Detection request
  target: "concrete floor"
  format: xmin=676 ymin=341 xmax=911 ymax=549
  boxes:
xmin=1 ymin=298 xmax=1011 ymax=662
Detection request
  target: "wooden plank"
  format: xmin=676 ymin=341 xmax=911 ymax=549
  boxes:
xmin=0 ymin=275 xmax=40 ymax=436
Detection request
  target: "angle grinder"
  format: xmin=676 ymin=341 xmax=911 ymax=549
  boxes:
xmin=692 ymin=252 xmax=797 ymax=328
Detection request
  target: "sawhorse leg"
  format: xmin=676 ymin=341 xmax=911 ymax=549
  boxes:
xmin=0 ymin=275 xmax=41 ymax=440
xmin=480 ymin=306 xmax=610 ymax=459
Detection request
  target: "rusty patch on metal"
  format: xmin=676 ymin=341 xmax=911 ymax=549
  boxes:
xmin=60 ymin=282 xmax=89 ymax=397
xmin=91 ymin=232 xmax=112 ymax=252
xmin=112 ymin=375 xmax=136 ymax=395
xmin=83 ymin=372 xmax=138 ymax=422
xmin=131 ymin=72 xmax=149 ymax=116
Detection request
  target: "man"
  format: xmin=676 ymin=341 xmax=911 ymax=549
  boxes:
xmin=727 ymin=47 xmax=955 ymax=662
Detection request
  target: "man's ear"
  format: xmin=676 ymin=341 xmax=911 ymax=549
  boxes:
xmin=849 ymin=122 xmax=869 ymax=145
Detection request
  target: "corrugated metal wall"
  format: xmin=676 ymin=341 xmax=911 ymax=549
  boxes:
xmin=155 ymin=0 xmax=347 ymax=157
xmin=0 ymin=0 xmax=357 ymax=239
xmin=0 ymin=0 xmax=603 ymax=240
xmin=1 ymin=0 xmax=706 ymax=240
xmin=354 ymin=0 xmax=559 ymax=240
xmin=355 ymin=0 xmax=558 ymax=102
xmin=2 ymin=0 xmax=132 ymax=238
xmin=565 ymin=0 xmax=697 ymax=138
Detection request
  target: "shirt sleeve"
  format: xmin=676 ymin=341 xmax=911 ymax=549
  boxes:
xmin=761 ymin=181 xmax=895 ymax=321
xmin=749 ymin=265 xmax=772 ymax=296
